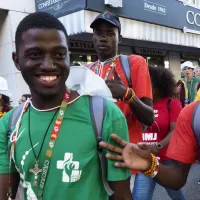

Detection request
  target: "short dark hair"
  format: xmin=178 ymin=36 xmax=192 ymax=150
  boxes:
xmin=0 ymin=94 xmax=12 ymax=112
xmin=22 ymin=94 xmax=31 ymax=100
xmin=15 ymin=12 xmax=68 ymax=54
xmin=149 ymin=66 xmax=177 ymax=98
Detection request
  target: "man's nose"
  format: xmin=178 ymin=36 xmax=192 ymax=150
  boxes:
xmin=41 ymin=56 xmax=54 ymax=70
xmin=100 ymin=32 xmax=108 ymax=42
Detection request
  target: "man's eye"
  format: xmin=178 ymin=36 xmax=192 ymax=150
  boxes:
xmin=28 ymin=52 xmax=41 ymax=58
xmin=95 ymin=30 xmax=101 ymax=35
xmin=55 ymin=52 xmax=66 ymax=59
xmin=107 ymin=32 xmax=114 ymax=36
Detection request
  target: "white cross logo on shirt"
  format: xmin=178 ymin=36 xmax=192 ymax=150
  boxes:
xmin=57 ymin=153 xmax=82 ymax=183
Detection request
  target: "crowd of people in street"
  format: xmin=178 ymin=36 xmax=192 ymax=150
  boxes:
xmin=0 ymin=10 xmax=200 ymax=200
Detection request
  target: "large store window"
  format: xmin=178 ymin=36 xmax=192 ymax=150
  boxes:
xmin=145 ymin=56 xmax=165 ymax=67
xmin=70 ymin=54 xmax=98 ymax=66
xmin=133 ymin=47 xmax=168 ymax=68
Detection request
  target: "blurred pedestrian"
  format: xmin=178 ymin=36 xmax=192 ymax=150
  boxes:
xmin=0 ymin=76 xmax=12 ymax=118
xmin=177 ymin=61 xmax=200 ymax=104
xmin=195 ymin=67 xmax=200 ymax=79
xmin=19 ymin=94 xmax=31 ymax=104
xmin=133 ymin=66 xmax=184 ymax=200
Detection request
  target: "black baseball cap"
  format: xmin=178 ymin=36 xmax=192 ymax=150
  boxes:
xmin=90 ymin=11 xmax=121 ymax=33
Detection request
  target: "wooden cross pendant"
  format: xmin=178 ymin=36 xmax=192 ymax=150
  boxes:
xmin=29 ymin=161 xmax=42 ymax=186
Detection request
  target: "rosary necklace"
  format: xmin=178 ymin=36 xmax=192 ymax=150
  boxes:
xmin=28 ymin=107 xmax=59 ymax=186
xmin=96 ymin=55 xmax=118 ymax=79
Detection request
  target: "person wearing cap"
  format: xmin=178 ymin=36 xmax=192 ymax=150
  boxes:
xmin=0 ymin=76 xmax=12 ymax=118
xmin=179 ymin=61 xmax=200 ymax=103
xmin=88 ymin=10 xmax=154 ymax=190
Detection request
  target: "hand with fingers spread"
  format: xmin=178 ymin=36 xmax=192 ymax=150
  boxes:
xmin=106 ymin=66 xmax=129 ymax=100
xmin=99 ymin=134 xmax=152 ymax=171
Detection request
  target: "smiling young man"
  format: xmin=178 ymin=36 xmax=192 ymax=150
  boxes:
xmin=0 ymin=12 xmax=131 ymax=200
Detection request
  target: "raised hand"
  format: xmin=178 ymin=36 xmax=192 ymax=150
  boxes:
xmin=105 ymin=66 xmax=127 ymax=100
xmin=99 ymin=134 xmax=152 ymax=171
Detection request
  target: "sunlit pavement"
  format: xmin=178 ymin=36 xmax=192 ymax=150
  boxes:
xmin=153 ymin=164 xmax=200 ymax=200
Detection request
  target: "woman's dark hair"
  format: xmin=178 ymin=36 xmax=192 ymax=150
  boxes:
xmin=22 ymin=94 xmax=31 ymax=100
xmin=0 ymin=94 xmax=11 ymax=112
xmin=149 ymin=66 xmax=177 ymax=98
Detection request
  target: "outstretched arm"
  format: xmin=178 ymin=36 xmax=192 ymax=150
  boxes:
xmin=100 ymin=134 xmax=191 ymax=190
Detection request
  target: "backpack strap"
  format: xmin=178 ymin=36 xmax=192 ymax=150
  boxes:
xmin=119 ymin=55 xmax=132 ymax=88
xmin=88 ymin=62 xmax=96 ymax=70
xmin=119 ymin=55 xmax=147 ymax=132
xmin=89 ymin=96 xmax=114 ymax=196
xmin=192 ymin=102 xmax=200 ymax=149
xmin=8 ymin=103 xmax=24 ymax=137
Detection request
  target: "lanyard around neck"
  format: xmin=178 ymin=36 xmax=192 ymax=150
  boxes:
xmin=8 ymin=91 xmax=70 ymax=199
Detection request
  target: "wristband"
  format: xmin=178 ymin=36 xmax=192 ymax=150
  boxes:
xmin=143 ymin=154 xmax=159 ymax=178
xmin=122 ymin=87 xmax=129 ymax=102
xmin=150 ymin=158 xmax=159 ymax=178
xmin=124 ymin=88 xmax=135 ymax=104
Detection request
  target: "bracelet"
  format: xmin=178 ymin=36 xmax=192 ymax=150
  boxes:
xmin=143 ymin=153 xmax=156 ymax=175
xmin=122 ymin=88 xmax=130 ymax=101
xmin=143 ymin=154 xmax=159 ymax=178
xmin=150 ymin=158 xmax=159 ymax=178
xmin=124 ymin=88 xmax=135 ymax=104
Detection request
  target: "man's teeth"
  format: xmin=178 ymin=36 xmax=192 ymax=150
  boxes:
xmin=39 ymin=76 xmax=57 ymax=82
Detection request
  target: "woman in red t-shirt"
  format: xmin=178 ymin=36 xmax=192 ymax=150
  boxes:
xmin=133 ymin=66 xmax=185 ymax=200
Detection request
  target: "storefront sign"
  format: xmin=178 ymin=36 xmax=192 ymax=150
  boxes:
xmin=144 ymin=0 xmax=166 ymax=16
xmin=35 ymin=0 xmax=85 ymax=18
xmin=86 ymin=0 xmax=200 ymax=34
xmin=186 ymin=11 xmax=200 ymax=26
xmin=134 ymin=47 xmax=167 ymax=56
xmin=69 ymin=41 xmax=94 ymax=50
xmin=35 ymin=0 xmax=200 ymax=34
xmin=181 ymin=52 xmax=200 ymax=59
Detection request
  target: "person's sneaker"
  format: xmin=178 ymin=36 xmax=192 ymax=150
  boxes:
xmin=198 ymin=180 xmax=200 ymax=185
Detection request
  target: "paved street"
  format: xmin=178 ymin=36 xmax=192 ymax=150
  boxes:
xmin=153 ymin=164 xmax=200 ymax=200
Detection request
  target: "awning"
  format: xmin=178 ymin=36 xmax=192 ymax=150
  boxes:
xmin=59 ymin=10 xmax=200 ymax=48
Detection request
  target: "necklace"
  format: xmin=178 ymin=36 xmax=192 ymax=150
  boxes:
xmin=30 ymin=101 xmax=60 ymax=112
xmin=28 ymin=107 xmax=59 ymax=186
xmin=95 ymin=55 xmax=118 ymax=80
xmin=30 ymin=95 xmax=80 ymax=112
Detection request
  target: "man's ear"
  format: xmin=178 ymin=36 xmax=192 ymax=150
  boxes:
xmin=12 ymin=52 xmax=20 ymax=71
xmin=119 ymin=35 xmax=122 ymax=44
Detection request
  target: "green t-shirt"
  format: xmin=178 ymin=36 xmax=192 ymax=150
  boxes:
xmin=0 ymin=96 xmax=130 ymax=200
xmin=185 ymin=77 xmax=200 ymax=102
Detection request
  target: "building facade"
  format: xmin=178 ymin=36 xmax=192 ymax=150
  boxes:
xmin=0 ymin=0 xmax=35 ymax=105
xmin=2 ymin=0 xmax=200 ymax=105
xmin=35 ymin=0 xmax=200 ymax=81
